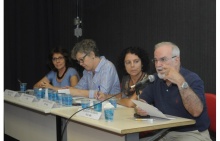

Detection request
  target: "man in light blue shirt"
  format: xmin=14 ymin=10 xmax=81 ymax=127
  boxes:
xmin=69 ymin=39 xmax=121 ymax=98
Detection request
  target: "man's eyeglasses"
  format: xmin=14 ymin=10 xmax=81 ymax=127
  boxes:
xmin=152 ymin=56 xmax=176 ymax=64
xmin=77 ymin=53 xmax=89 ymax=64
xmin=52 ymin=56 xmax=64 ymax=62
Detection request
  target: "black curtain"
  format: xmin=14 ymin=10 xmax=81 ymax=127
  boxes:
xmin=4 ymin=0 xmax=81 ymax=90
xmin=4 ymin=0 xmax=216 ymax=93
xmin=82 ymin=0 xmax=216 ymax=93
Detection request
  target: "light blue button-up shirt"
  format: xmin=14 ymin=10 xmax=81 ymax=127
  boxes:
xmin=75 ymin=56 xmax=121 ymax=98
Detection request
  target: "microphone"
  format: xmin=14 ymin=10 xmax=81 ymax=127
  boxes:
xmin=130 ymin=75 xmax=155 ymax=89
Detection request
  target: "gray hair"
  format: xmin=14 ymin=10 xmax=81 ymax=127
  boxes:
xmin=71 ymin=39 xmax=100 ymax=60
xmin=154 ymin=42 xmax=180 ymax=57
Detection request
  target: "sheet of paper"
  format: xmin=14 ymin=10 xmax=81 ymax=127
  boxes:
xmin=132 ymin=100 xmax=174 ymax=119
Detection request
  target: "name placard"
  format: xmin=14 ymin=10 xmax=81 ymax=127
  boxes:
xmin=4 ymin=89 xmax=19 ymax=97
xmin=57 ymin=89 xmax=70 ymax=94
xmin=76 ymin=108 xmax=102 ymax=120
xmin=19 ymin=94 xmax=36 ymax=103
xmin=38 ymin=99 xmax=55 ymax=109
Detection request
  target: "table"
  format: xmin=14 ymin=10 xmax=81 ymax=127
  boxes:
xmin=4 ymin=95 xmax=58 ymax=141
xmin=51 ymin=106 xmax=196 ymax=141
xmin=4 ymin=94 xmax=195 ymax=141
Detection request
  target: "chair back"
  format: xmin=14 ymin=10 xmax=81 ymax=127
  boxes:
xmin=205 ymin=93 xmax=216 ymax=132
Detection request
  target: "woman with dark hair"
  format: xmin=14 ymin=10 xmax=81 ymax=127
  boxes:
xmin=96 ymin=46 xmax=150 ymax=107
xmin=33 ymin=47 xmax=80 ymax=91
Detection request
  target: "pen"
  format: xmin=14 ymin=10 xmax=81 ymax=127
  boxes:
xmin=97 ymin=85 xmax=101 ymax=96
xmin=135 ymin=118 xmax=154 ymax=122
xmin=98 ymin=85 xmax=100 ymax=91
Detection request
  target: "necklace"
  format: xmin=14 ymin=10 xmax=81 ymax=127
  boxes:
xmin=130 ymin=72 xmax=144 ymax=86
xmin=57 ymin=68 xmax=68 ymax=80
xmin=125 ymin=72 xmax=145 ymax=96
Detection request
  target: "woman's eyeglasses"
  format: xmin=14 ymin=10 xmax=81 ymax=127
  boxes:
xmin=77 ymin=53 xmax=89 ymax=64
xmin=52 ymin=56 xmax=64 ymax=62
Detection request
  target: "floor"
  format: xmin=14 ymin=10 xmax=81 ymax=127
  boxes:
xmin=4 ymin=134 xmax=19 ymax=141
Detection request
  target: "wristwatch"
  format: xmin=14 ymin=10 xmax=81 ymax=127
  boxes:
xmin=181 ymin=82 xmax=189 ymax=89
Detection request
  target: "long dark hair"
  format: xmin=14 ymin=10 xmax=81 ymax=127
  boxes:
xmin=117 ymin=46 xmax=150 ymax=76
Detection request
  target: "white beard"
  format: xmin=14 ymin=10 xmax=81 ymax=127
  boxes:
xmin=157 ymin=73 xmax=165 ymax=79
xmin=156 ymin=66 xmax=165 ymax=79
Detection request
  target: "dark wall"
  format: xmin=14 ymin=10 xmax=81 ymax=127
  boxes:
xmin=4 ymin=0 xmax=216 ymax=93
xmin=4 ymin=0 xmax=81 ymax=90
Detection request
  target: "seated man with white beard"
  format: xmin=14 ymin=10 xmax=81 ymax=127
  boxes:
xmin=136 ymin=42 xmax=211 ymax=141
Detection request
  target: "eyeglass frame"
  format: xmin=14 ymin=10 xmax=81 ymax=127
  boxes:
xmin=52 ymin=56 xmax=64 ymax=62
xmin=77 ymin=53 xmax=89 ymax=64
xmin=152 ymin=56 xmax=177 ymax=64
